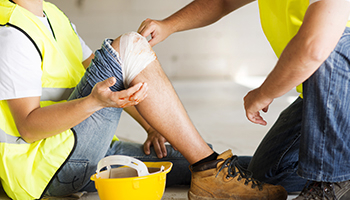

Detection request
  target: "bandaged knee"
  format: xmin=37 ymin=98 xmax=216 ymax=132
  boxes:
xmin=119 ymin=32 xmax=157 ymax=88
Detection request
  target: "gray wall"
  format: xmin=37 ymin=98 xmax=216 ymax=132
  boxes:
xmin=48 ymin=0 xmax=277 ymax=80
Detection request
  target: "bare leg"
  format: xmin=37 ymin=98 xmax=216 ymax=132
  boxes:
xmin=111 ymin=37 xmax=213 ymax=164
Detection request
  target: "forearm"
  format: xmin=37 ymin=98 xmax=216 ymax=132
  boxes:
xmin=259 ymin=36 xmax=324 ymax=99
xmin=8 ymin=78 xmax=147 ymax=143
xmin=164 ymin=0 xmax=255 ymax=33
xmin=9 ymin=96 xmax=101 ymax=143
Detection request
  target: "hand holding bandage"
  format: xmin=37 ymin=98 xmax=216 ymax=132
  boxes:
xmin=90 ymin=77 xmax=148 ymax=109
xmin=89 ymin=31 xmax=156 ymax=109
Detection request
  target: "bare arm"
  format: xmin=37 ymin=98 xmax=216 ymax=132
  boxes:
xmin=161 ymin=0 xmax=255 ymax=33
xmin=244 ymin=0 xmax=350 ymax=125
xmin=8 ymin=78 xmax=148 ymax=143
xmin=138 ymin=0 xmax=255 ymax=46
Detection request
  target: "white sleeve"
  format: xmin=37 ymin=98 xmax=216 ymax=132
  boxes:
xmin=0 ymin=26 xmax=42 ymax=100
xmin=71 ymin=23 xmax=93 ymax=61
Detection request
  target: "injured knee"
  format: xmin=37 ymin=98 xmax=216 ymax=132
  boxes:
xmin=118 ymin=32 xmax=157 ymax=88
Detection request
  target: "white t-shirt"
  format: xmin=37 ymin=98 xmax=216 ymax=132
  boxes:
xmin=0 ymin=15 xmax=92 ymax=100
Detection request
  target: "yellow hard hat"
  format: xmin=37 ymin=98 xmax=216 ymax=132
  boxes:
xmin=91 ymin=155 xmax=173 ymax=200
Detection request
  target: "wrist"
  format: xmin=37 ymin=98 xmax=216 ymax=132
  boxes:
xmin=257 ymin=86 xmax=274 ymax=103
xmin=163 ymin=18 xmax=180 ymax=34
xmin=84 ymin=94 xmax=104 ymax=113
xmin=146 ymin=126 xmax=155 ymax=134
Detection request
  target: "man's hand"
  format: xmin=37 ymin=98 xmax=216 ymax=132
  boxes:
xmin=243 ymin=87 xmax=273 ymax=126
xmin=143 ymin=127 xmax=175 ymax=158
xmin=138 ymin=18 xmax=173 ymax=47
xmin=90 ymin=77 xmax=148 ymax=109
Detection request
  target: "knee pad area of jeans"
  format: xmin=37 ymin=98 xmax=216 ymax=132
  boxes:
xmin=119 ymin=32 xmax=156 ymax=87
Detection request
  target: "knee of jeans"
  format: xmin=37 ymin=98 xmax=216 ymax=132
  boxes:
xmin=117 ymin=32 xmax=157 ymax=87
xmin=249 ymin=156 xmax=299 ymax=185
xmin=46 ymin=159 xmax=90 ymax=196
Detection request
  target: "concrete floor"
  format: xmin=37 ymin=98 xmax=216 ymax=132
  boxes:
xmin=0 ymin=78 xmax=300 ymax=199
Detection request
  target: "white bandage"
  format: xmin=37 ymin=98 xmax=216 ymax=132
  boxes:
xmin=119 ymin=32 xmax=157 ymax=87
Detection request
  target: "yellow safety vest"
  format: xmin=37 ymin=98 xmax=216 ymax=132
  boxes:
xmin=258 ymin=0 xmax=350 ymax=95
xmin=0 ymin=1 xmax=85 ymax=199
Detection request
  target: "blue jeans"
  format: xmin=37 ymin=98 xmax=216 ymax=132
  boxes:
xmin=245 ymin=27 xmax=350 ymax=192
xmin=45 ymin=39 xmax=190 ymax=197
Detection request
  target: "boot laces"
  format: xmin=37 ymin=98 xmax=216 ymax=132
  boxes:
xmin=300 ymin=181 xmax=341 ymax=200
xmin=216 ymin=155 xmax=264 ymax=190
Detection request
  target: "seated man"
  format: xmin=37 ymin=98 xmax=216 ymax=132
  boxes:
xmin=0 ymin=0 xmax=287 ymax=200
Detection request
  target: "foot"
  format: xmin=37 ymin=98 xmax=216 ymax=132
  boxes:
xmin=293 ymin=180 xmax=350 ymax=200
xmin=188 ymin=150 xmax=288 ymax=200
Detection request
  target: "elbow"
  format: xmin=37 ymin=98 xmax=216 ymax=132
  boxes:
xmin=297 ymin=32 xmax=337 ymax=65
xmin=307 ymin=44 xmax=330 ymax=63
xmin=292 ymin=29 xmax=335 ymax=66
xmin=18 ymin=128 xmax=36 ymax=143
xmin=302 ymin=40 xmax=332 ymax=65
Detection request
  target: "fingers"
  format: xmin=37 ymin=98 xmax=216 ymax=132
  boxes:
xmin=153 ymin=140 xmax=167 ymax=159
xmin=246 ymin=112 xmax=267 ymax=126
xmin=137 ymin=18 xmax=168 ymax=47
xmin=91 ymin=78 xmax=149 ymax=109
xmin=137 ymin=19 xmax=147 ymax=36
xmin=130 ymin=82 xmax=148 ymax=102
xmin=147 ymin=38 xmax=157 ymax=48
xmin=262 ymin=106 xmax=269 ymax=113
xmin=159 ymin=139 xmax=167 ymax=158
xmin=101 ymin=77 xmax=117 ymax=89
xmin=243 ymin=88 xmax=273 ymax=126
xmin=117 ymin=82 xmax=148 ymax=108
xmin=138 ymin=18 xmax=154 ymax=38
xmin=119 ymin=82 xmax=143 ymax=99
xmin=143 ymin=140 xmax=151 ymax=155
xmin=143 ymin=134 xmax=168 ymax=158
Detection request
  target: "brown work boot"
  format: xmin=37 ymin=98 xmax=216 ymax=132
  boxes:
xmin=188 ymin=150 xmax=288 ymax=200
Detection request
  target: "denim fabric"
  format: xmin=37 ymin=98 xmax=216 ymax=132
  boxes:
xmin=299 ymin=27 xmax=350 ymax=182
xmin=246 ymin=98 xmax=306 ymax=192
xmin=45 ymin=39 xmax=190 ymax=197
xmin=245 ymin=27 xmax=350 ymax=193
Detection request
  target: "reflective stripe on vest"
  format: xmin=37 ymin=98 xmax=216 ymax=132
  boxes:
xmin=41 ymin=87 xmax=75 ymax=102
xmin=0 ymin=128 xmax=28 ymax=144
